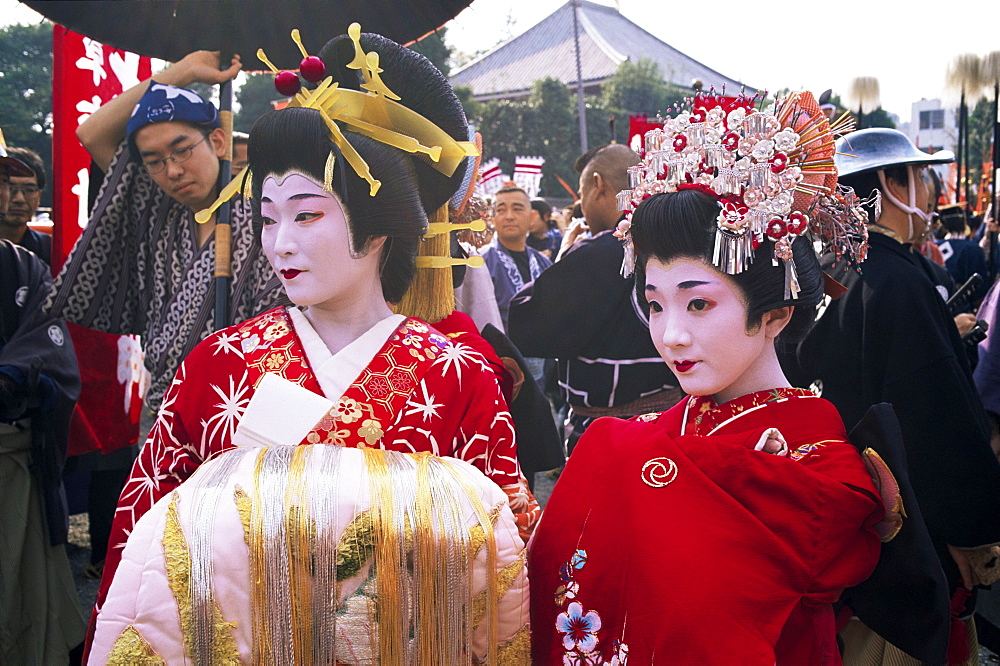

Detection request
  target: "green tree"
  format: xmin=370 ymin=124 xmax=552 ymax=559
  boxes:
xmin=525 ymin=78 xmax=576 ymax=197
xmin=466 ymin=64 xmax=695 ymax=198
xmin=826 ymin=93 xmax=894 ymax=130
xmin=595 ymin=59 xmax=689 ymax=160
xmin=235 ymin=72 xmax=283 ymax=132
xmin=0 ymin=23 xmax=54 ymax=206
xmin=966 ymin=95 xmax=994 ymax=195
xmin=471 ymin=78 xmax=584 ymax=198
xmin=601 ymin=58 xmax=670 ymax=116
xmin=454 ymin=85 xmax=482 ymax=120
xmin=409 ymin=28 xmax=450 ymax=78
xmin=862 ymin=107 xmax=896 ymax=130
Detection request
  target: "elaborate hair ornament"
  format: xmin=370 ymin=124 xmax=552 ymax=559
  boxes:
xmin=195 ymin=24 xmax=479 ymax=225
xmin=615 ymin=91 xmax=869 ymax=298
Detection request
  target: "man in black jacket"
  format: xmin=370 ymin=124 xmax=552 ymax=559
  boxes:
xmin=787 ymin=128 xmax=1000 ymax=662
xmin=509 ymin=144 xmax=680 ymax=454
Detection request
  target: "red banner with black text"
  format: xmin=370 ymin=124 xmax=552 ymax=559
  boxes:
xmin=52 ymin=27 xmax=152 ymax=455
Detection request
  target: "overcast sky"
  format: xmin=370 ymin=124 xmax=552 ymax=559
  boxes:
xmin=5 ymin=0 xmax=999 ymax=119
xmin=445 ymin=0 xmax=1000 ymax=120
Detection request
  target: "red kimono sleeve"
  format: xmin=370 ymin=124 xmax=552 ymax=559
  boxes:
xmin=445 ymin=352 xmax=540 ymax=541
xmin=529 ymin=416 xmax=881 ymax=665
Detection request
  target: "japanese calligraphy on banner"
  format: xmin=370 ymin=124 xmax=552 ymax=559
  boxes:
xmin=52 ymin=28 xmax=151 ymax=455
xmin=52 ymin=27 xmax=151 ymax=270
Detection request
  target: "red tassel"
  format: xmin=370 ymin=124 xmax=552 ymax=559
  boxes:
xmin=946 ymin=586 xmax=972 ymax=664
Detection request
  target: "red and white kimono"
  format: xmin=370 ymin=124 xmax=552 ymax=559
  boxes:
xmin=529 ymin=387 xmax=883 ymax=665
xmin=93 ymin=307 xmax=538 ymax=643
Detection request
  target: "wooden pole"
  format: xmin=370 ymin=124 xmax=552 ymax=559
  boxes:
xmin=571 ymin=0 xmax=588 ymax=155
xmin=214 ymin=73 xmax=233 ymax=328
xmin=956 ymin=91 xmax=965 ymax=203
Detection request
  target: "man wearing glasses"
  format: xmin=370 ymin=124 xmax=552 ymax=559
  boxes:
xmin=2 ymin=146 xmax=51 ymax=265
xmin=49 ymin=51 xmax=286 ymax=415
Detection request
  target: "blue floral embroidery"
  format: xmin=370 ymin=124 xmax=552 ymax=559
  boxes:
xmin=554 ymin=548 xmax=629 ymax=665
xmin=557 ymin=602 xmax=602 ymax=653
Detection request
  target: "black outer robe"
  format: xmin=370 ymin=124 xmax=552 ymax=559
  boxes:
xmin=784 ymin=231 xmax=1000 ymax=662
xmin=508 ymin=230 xmax=677 ymax=413
xmin=0 ymin=240 xmax=80 ymax=545
xmin=787 ymin=231 xmax=1000 ymax=551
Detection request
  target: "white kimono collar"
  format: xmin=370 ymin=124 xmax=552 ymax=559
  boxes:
xmin=232 ymin=309 xmax=405 ymax=449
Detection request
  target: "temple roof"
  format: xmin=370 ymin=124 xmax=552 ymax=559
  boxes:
xmin=451 ymin=0 xmax=753 ymax=101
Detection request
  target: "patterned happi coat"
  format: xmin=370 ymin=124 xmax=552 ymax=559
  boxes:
xmin=48 ymin=144 xmax=287 ymax=410
xmin=529 ymin=388 xmax=883 ymax=666
xmin=92 ymin=307 xmax=538 ymax=644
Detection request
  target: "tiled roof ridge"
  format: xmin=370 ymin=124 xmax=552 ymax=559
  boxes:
xmin=576 ymin=3 xmax=626 ymax=65
xmin=450 ymin=0 xmax=754 ymax=97
xmin=579 ymin=2 xmax=757 ymax=91
xmin=451 ymin=1 xmax=573 ymax=78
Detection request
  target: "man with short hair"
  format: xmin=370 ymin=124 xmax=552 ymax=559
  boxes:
xmin=526 ymin=197 xmax=561 ymax=259
xmin=482 ymin=185 xmax=552 ymax=331
xmin=49 ymin=51 xmax=286 ymax=412
xmin=510 ymin=144 xmax=681 ymax=454
xmin=0 ymin=132 xmax=34 ymax=228
xmin=3 ymin=146 xmax=51 ymax=264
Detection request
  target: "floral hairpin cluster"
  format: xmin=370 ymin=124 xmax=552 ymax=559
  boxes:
xmin=614 ymin=92 xmax=868 ymax=299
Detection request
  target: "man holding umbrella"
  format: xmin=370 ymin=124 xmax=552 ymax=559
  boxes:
xmin=49 ymin=51 xmax=287 ymax=415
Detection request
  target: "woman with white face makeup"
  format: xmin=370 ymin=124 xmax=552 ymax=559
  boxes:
xmin=529 ymin=96 xmax=894 ymax=665
xmin=88 ymin=29 xmax=534 ymax=664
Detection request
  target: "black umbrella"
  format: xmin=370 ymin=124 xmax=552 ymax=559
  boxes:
xmin=21 ymin=1 xmax=471 ymax=64
xmin=23 ymin=0 xmax=472 ymax=325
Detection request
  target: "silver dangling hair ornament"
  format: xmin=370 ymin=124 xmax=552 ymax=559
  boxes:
xmin=611 ymin=91 xmax=871 ymax=295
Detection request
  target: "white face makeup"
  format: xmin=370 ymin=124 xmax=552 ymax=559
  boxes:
xmin=644 ymin=257 xmax=777 ymax=404
xmin=260 ymin=171 xmax=381 ymax=310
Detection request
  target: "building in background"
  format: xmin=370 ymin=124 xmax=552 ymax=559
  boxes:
xmin=901 ymin=98 xmax=957 ymax=183
xmin=451 ymin=0 xmax=750 ymax=103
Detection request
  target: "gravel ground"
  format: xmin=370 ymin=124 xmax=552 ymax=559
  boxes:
xmin=67 ymin=513 xmax=100 ymax=617
xmin=66 ymin=475 xmax=1000 ymax=664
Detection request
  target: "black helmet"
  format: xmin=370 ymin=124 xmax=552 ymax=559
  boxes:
xmin=835 ymin=128 xmax=953 ymax=178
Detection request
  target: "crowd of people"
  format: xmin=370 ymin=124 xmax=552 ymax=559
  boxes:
xmin=4 ymin=23 xmax=1000 ymax=666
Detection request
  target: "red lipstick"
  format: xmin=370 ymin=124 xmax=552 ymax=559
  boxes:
xmin=280 ymin=269 xmax=302 ymax=279
xmin=674 ymin=360 xmax=697 ymax=373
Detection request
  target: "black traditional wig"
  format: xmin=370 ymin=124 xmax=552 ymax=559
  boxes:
xmin=319 ymin=31 xmax=470 ymax=215
xmin=248 ymin=29 xmax=471 ymax=305
xmin=630 ymin=189 xmax=825 ymax=342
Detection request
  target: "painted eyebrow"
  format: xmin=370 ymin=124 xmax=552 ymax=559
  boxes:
xmin=261 ymin=192 xmax=326 ymax=205
xmin=645 ymin=279 xmax=711 ymax=292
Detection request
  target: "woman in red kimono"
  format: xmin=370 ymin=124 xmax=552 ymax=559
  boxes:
xmin=529 ymin=96 xmax=884 ymax=665
xmin=89 ymin=29 xmax=537 ymax=655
